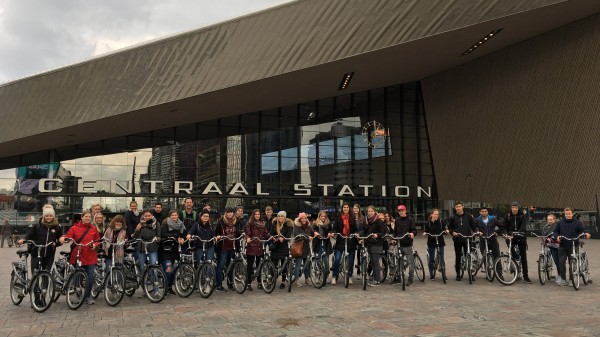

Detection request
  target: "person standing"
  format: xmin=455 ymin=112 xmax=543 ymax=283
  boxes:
xmin=60 ymin=210 xmax=100 ymax=305
xmin=474 ymin=207 xmax=501 ymax=276
xmin=312 ymin=211 xmax=333 ymax=283
xmin=270 ymin=211 xmax=293 ymax=289
xmin=19 ymin=205 xmax=63 ymax=275
xmin=124 ymin=200 xmax=140 ymax=238
xmin=236 ymin=206 xmax=247 ymax=232
xmin=541 ymin=214 xmax=561 ymax=284
xmin=352 ymin=204 xmax=366 ymax=279
xmin=152 ymin=202 xmax=165 ymax=226
xmin=160 ymin=210 xmax=185 ymax=294
xmin=102 ymin=215 xmax=127 ymax=271
xmin=331 ymin=203 xmax=359 ymax=285
xmin=244 ymin=209 xmax=269 ymax=290
xmin=364 ymin=205 xmax=387 ymax=286
xmin=552 ymin=208 xmax=591 ymax=286
xmin=132 ymin=210 xmax=160 ymax=280
xmin=92 ymin=212 xmax=105 ymax=236
xmin=187 ymin=209 xmax=215 ymax=266
xmin=448 ymin=202 xmax=476 ymax=281
xmin=293 ymin=212 xmax=312 ymax=287
xmin=263 ymin=206 xmax=276 ymax=233
xmin=423 ymin=209 xmax=447 ymax=280
xmin=393 ymin=204 xmax=417 ymax=286
xmin=215 ymin=208 xmax=242 ymax=292
xmin=502 ymin=201 xmax=532 ymax=283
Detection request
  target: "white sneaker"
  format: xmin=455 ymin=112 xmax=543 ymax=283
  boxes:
xmin=348 ymin=278 xmax=354 ymax=285
xmin=295 ymin=281 xmax=303 ymax=287
xmin=555 ymin=276 xmax=562 ymax=284
xmin=331 ymin=278 xmax=336 ymax=285
xmin=305 ymin=278 xmax=313 ymax=286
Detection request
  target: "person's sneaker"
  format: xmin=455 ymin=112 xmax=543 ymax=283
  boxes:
xmin=330 ymin=278 xmax=337 ymax=285
xmin=568 ymin=280 xmax=574 ymax=287
xmin=85 ymin=297 xmax=95 ymax=305
xmin=279 ymin=283 xmax=286 ymax=289
xmin=368 ymin=281 xmax=381 ymax=287
xmin=523 ymin=276 xmax=533 ymax=284
xmin=430 ymin=276 xmax=435 ymax=281
xmin=168 ymin=288 xmax=176 ymax=295
xmin=215 ymin=286 xmax=226 ymax=292
xmin=555 ymin=276 xmax=563 ymax=285
xmin=406 ymin=279 xmax=413 ymax=287
xmin=305 ymin=278 xmax=313 ymax=286
xmin=456 ymin=276 xmax=462 ymax=281
xmin=557 ymin=280 xmax=567 ymax=286
xmin=355 ymin=274 xmax=361 ymax=280
xmin=246 ymin=284 xmax=253 ymax=291
xmin=295 ymin=281 xmax=303 ymax=287
xmin=348 ymin=278 xmax=354 ymax=285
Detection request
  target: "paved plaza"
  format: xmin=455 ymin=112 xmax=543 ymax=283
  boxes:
xmin=0 ymin=237 xmax=598 ymax=337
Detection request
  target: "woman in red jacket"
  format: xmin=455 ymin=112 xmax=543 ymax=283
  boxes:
xmin=60 ymin=210 xmax=101 ymax=305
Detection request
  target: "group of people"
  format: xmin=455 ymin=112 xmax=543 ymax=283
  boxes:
xmin=17 ymin=198 xmax=591 ymax=307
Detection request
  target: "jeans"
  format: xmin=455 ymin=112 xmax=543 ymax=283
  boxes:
xmin=137 ymin=251 xmax=158 ymax=277
xmin=294 ymin=257 xmax=309 ymax=280
xmin=333 ymin=249 xmax=355 ymax=278
xmin=83 ymin=265 xmax=95 ymax=299
xmin=549 ymin=247 xmax=560 ymax=275
xmin=216 ymin=250 xmax=234 ymax=287
xmin=427 ymin=245 xmax=444 ymax=277
xmin=161 ymin=260 xmax=175 ymax=288
xmin=399 ymin=246 xmax=415 ymax=281
xmin=194 ymin=246 xmax=215 ymax=265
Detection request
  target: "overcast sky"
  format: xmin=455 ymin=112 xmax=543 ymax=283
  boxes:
xmin=0 ymin=0 xmax=293 ymax=84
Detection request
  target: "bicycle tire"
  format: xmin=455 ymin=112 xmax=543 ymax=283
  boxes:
xmin=343 ymin=255 xmax=350 ymax=288
xmin=10 ymin=271 xmax=25 ymax=305
xmin=469 ymin=252 xmax=479 ymax=280
xmin=103 ymin=268 xmax=125 ymax=307
xmin=142 ymin=266 xmax=167 ymax=303
xmin=432 ymin=253 xmax=439 ymax=279
xmin=485 ymin=254 xmax=495 ymax=282
xmin=494 ymin=255 xmax=518 ymax=286
xmin=30 ymin=271 xmax=54 ymax=313
xmin=123 ymin=263 xmax=137 ymax=297
xmin=91 ymin=270 xmax=104 ymax=299
xmin=232 ymin=260 xmax=247 ymax=294
xmin=310 ymin=258 xmax=325 ymax=289
xmin=440 ymin=258 xmax=447 ymax=284
xmin=259 ymin=259 xmax=277 ymax=293
xmin=320 ymin=255 xmax=329 ymax=287
xmin=400 ymin=260 xmax=406 ymax=291
xmin=361 ymin=257 xmax=368 ymax=290
xmin=580 ymin=252 xmax=589 ymax=285
xmin=174 ymin=263 xmax=195 ymax=297
xmin=197 ymin=263 xmax=216 ymax=298
xmin=414 ymin=253 xmax=425 ymax=282
xmin=287 ymin=259 xmax=294 ymax=293
xmin=457 ymin=255 xmax=465 ymax=279
xmin=66 ymin=270 xmax=87 ymax=310
xmin=538 ymin=254 xmax=547 ymax=285
xmin=569 ymin=257 xmax=579 ymax=290
xmin=467 ymin=254 xmax=473 ymax=284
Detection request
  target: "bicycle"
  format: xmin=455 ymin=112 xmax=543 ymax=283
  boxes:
xmin=50 ymin=249 xmax=74 ymax=302
xmin=305 ymin=237 xmax=326 ymax=289
xmin=246 ymin=236 xmax=278 ymax=293
xmin=408 ymin=246 xmax=426 ymax=283
xmin=333 ymin=233 xmax=352 ymax=288
xmin=578 ymin=240 xmax=590 ymax=286
xmin=224 ymin=235 xmax=248 ymax=294
xmin=386 ymin=234 xmax=409 ymax=290
xmin=90 ymin=240 xmax=108 ymax=300
xmin=494 ymin=232 xmax=525 ymax=286
xmin=63 ymin=238 xmax=94 ymax=310
xmin=122 ymin=241 xmax=140 ymax=297
xmin=135 ymin=238 xmax=167 ymax=302
xmin=532 ymin=233 xmax=554 ymax=285
xmin=356 ymin=234 xmax=376 ymax=290
xmin=558 ymin=233 xmax=588 ymax=290
xmin=191 ymin=236 xmax=217 ymax=298
xmin=283 ymin=235 xmax=310 ymax=292
xmin=171 ymin=238 xmax=196 ymax=297
xmin=424 ymin=232 xmax=447 ymax=284
xmin=479 ymin=233 xmax=498 ymax=282
xmin=103 ymin=240 xmax=127 ymax=306
xmin=10 ymin=241 xmax=56 ymax=313
xmin=456 ymin=233 xmax=478 ymax=284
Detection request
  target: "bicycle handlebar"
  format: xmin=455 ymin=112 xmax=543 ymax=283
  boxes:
xmin=455 ymin=233 xmax=477 ymax=238
xmin=558 ymin=233 xmax=587 ymax=241
xmin=384 ymin=233 xmax=410 ymax=240
xmin=423 ymin=232 xmax=446 ymax=238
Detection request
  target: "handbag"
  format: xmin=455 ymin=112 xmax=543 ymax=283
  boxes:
xmin=291 ymin=240 xmax=303 ymax=258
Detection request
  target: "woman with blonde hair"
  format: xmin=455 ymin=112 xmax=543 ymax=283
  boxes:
xmin=270 ymin=211 xmax=294 ymax=289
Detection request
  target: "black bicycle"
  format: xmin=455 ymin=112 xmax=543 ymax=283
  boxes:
xmin=224 ymin=235 xmax=248 ymax=294
xmin=134 ymin=238 xmax=167 ymax=303
xmin=10 ymin=241 xmax=56 ymax=312
xmin=558 ymin=233 xmax=588 ymax=291
xmin=192 ymin=236 xmax=217 ymax=298
xmin=479 ymin=233 xmax=497 ymax=282
xmin=333 ymin=233 xmax=352 ymax=288
xmin=424 ymin=232 xmax=447 ymax=284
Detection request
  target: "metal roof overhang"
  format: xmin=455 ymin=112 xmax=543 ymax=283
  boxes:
xmin=1 ymin=0 xmax=600 ymax=168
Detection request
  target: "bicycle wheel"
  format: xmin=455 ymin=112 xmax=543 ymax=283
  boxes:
xmin=569 ymin=257 xmax=580 ymax=290
xmin=197 ymin=263 xmax=216 ymax=298
xmin=538 ymin=254 xmax=547 ymax=285
xmin=399 ymin=260 xmax=406 ymax=291
xmin=414 ymin=253 xmax=425 ymax=282
xmin=466 ymin=254 xmax=473 ymax=284
xmin=494 ymin=255 xmax=518 ymax=285
xmin=361 ymin=256 xmax=368 ymax=291
xmin=174 ymin=263 xmax=196 ymax=297
xmin=142 ymin=266 xmax=167 ymax=303
xmin=457 ymin=255 xmax=465 ymax=279
xmin=30 ymin=271 xmax=54 ymax=313
xmin=123 ymin=263 xmax=137 ymax=297
xmin=440 ymin=258 xmax=447 ymax=284
xmin=66 ymin=270 xmax=87 ymax=310
xmin=287 ymin=259 xmax=294 ymax=293
xmin=91 ymin=270 xmax=104 ymax=299
xmin=431 ymin=253 xmax=438 ymax=279
xmin=343 ymin=255 xmax=350 ymax=288
xmin=104 ymin=268 xmax=125 ymax=307
xmin=232 ymin=260 xmax=247 ymax=294
xmin=320 ymin=255 xmax=330 ymax=287
xmin=469 ymin=252 xmax=479 ymax=281
xmin=259 ymin=259 xmax=277 ymax=293
xmin=10 ymin=271 xmax=25 ymax=305
xmin=485 ymin=254 xmax=495 ymax=282
xmin=310 ymin=258 xmax=325 ymax=289
xmin=580 ymin=252 xmax=589 ymax=285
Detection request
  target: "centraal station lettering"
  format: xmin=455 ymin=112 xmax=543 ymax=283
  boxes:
xmin=38 ymin=178 xmax=432 ymax=198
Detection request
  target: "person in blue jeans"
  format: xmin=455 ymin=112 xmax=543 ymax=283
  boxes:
xmin=293 ymin=213 xmax=312 ymax=287
xmin=133 ymin=210 xmax=161 ymax=295
xmin=214 ymin=208 xmax=242 ymax=292
xmin=159 ymin=210 xmax=185 ymax=295
xmin=423 ymin=209 xmax=448 ymax=280
xmin=187 ymin=209 xmax=215 ymax=265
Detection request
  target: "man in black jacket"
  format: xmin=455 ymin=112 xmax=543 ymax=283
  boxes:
xmin=502 ymin=201 xmax=532 ymax=283
xmin=394 ymin=205 xmax=417 ymax=285
xmin=448 ymin=202 xmax=477 ymax=281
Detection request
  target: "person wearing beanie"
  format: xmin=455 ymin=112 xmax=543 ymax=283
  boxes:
xmin=271 ymin=210 xmax=294 ymax=289
xmin=19 ymin=204 xmax=63 ymax=276
xmin=501 ymin=201 xmax=532 ymax=283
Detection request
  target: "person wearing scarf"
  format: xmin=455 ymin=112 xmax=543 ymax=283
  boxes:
xmin=364 ymin=205 xmax=387 ymax=286
xmin=312 ymin=211 xmax=333 ymax=281
xmin=20 ymin=204 xmax=63 ymax=275
xmin=215 ymin=208 xmax=242 ymax=292
xmin=270 ymin=211 xmax=294 ymax=289
xmin=103 ymin=214 xmax=128 ymax=270
xmin=293 ymin=212 xmax=312 ymax=287
xmin=160 ymin=210 xmax=186 ymax=294
xmin=331 ymin=202 xmax=359 ymax=285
